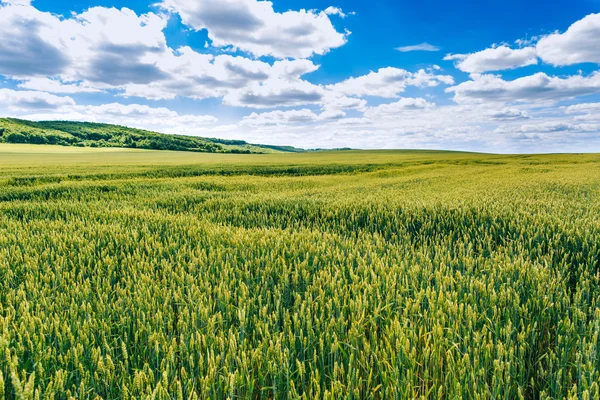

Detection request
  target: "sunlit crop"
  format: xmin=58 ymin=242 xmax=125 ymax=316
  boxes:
xmin=0 ymin=147 xmax=599 ymax=399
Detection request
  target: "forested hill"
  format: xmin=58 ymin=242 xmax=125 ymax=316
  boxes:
xmin=0 ymin=118 xmax=305 ymax=154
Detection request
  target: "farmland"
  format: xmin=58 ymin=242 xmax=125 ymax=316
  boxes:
xmin=0 ymin=144 xmax=599 ymax=399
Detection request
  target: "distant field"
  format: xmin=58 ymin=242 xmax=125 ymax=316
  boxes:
xmin=1 ymin=144 xmax=599 ymax=399
xmin=0 ymin=143 xmax=480 ymax=165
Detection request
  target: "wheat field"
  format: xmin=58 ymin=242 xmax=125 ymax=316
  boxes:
xmin=1 ymin=145 xmax=599 ymax=399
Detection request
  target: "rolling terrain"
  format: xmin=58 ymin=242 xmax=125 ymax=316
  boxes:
xmin=0 ymin=146 xmax=599 ymax=398
xmin=0 ymin=118 xmax=305 ymax=154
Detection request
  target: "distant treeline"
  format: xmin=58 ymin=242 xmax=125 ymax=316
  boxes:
xmin=0 ymin=118 xmax=306 ymax=154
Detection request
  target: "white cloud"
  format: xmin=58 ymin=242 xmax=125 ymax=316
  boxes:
xmin=319 ymin=109 xmax=347 ymax=120
xmin=497 ymin=121 xmax=599 ymax=134
xmin=0 ymin=2 xmax=329 ymax=108
xmin=489 ymin=108 xmax=530 ymax=121
xmin=121 ymin=54 xmax=322 ymax=102
xmin=64 ymin=7 xmax=170 ymax=85
xmin=271 ymin=59 xmax=320 ymax=79
xmin=0 ymin=2 xmax=70 ymax=78
xmin=447 ymin=72 xmax=600 ymax=104
xmin=537 ymin=13 xmax=600 ymax=66
xmin=563 ymin=103 xmax=600 ymax=122
xmin=445 ymin=46 xmax=538 ymax=73
xmin=0 ymin=3 xmax=171 ymax=85
xmin=334 ymin=117 xmax=372 ymax=126
xmin=443 ymin=54 xmax=467 ymax=61
xmin=16 ymin=97 xmax=585 ymax=153
xmin=241 ymin=108 xmax=345 ymax=127
xmin=321 ymin=92 xmax=367 ymax=112
xmin=245 ymin=109 xmax=317 ymax=126
xmin=364 ymin=98 xmax=436 ymax=119
xmin=445 ymin=13 xmax=600 ymax=71
xmin=564 ymin=102 xmax=600 ymax=114
xmin=0 ymin=89 xmax=75 ymax=111
xmin=231 ymin=100 xmax=516 ymax=151
xmin=515 ymin=37 xmax=538 ymax=47
xmin=396 ymin=43 xmax=440 ymax=52
xmin=223 ymin=79 xmax=325 ymax=108
xmin=119 ymin=52 xmax=293 ymax=100
xmin=18 ymin=78 xmax=101 ymax=94
xmin=327 ymin=67 xmax=454 ymax=98
xmin=2 ymin=3 xmax=600 ymax=153
xmin=324 ymin=6 xmax=352 ymax=18
xmin=0 ymin=0 xmax=31 ymax=5
xmin=573 ymin=114 xmax=600 ymax=122
xmin=76 ymin=103 xmax=218 ymax=127
xmin=11 ymin=101 xmax=219 ymax=138
xmin=159 ymin=0 xmax=348 ymax=58
xmin=520 ymin=122 xmax=575 ymax=133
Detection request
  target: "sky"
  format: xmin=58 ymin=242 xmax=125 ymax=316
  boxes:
xmin=1 ymin=0 xmax=600 ymax=152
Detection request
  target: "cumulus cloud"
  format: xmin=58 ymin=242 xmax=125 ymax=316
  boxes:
xmin=159 ymin=0 xmax=348 ymax=58
xmin=0 ymin=0 xmax=31 ymax=4
xmin=572 ymin=114 xmax=600 ymax=122
xmin=0 ymin=89 xmax=75 ymax=111
xmin=333 ymin=117 xmax=373 ymax=126
xmin=447 ymin=72 xmax=600 ymax=104
xmin=319 ymin=109 xmax=347 ymax=120
xmin=223 ymin=79 xmax=325 ymax=108
xmin=67 ymin=8 xmax=170 ymax=85
xmin=78 ymin=100 xmax=592 ymax=153
xmin=563 ymin=103 xmax=600 ymax=122
xmin=0 ymin=3 xmax=70 ymax=78
xmin=3 ymin=2 xmax=600 ymax=153
xmin=321 ymin=92 xmax=367 ymax=112
xmin=396 ymin=43 xmax=440 ymax=52
xmin=118 ymin=53 xmax=321 ymax=101
xmin=242 ymin=109 xmax=316 ymax=127
xmin=520 ymin=122 xmax=576 ymax=133
xmin=445 ymin=46 xmax=538 ymax=73
xmin=2 ymin=93 xmax=218 ymax=125
xmin=81 ymin=103 xmax=216 ymax=123
xmin=537 ymin=13 xmax=600 ymax=66
xmin=324 ymin=6 xmax=352 ymax=18
xmin=497 ymin=121 xmax=599 ymax=134
xmin=564 ymin=102 xmax=600 ymax=114
xmin=0 ymin=3 xmax=171 ymax=85
xmin=240 ymin=108 xmax=345 ymax=127
xmin=327 ymin=67 xmax=454 ymax=98
xmin=444 ymin=13 xmax=600 ymax=73
xmin=364 ymin=98 xmax=436 ymax=119
xmin=231 ymin=100 xmax=514 ymax=151
xmin=18 ymin=78 xmax=100 ymax=94
xmin=489 ymin=108 xmax=530 ymax=121
xmin=0 ymin=2 xmax=329 ymax=108
xmin=234 ymin=105 xmax=502 ymax=151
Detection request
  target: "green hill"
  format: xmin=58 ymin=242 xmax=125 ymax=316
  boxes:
xmin=0 ymin=118 xmax=305 ymax=154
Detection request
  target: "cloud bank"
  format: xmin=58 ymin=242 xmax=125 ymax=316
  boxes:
xmin=0 ymin=0 xmax=599 ymax=152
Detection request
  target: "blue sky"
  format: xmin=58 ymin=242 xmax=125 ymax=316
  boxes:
xmin=1 ymin=0 xmax=600 ymax=152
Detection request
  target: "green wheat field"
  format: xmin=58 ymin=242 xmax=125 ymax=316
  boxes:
xmin=1 ymin=144 xmax=599 ymax=399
